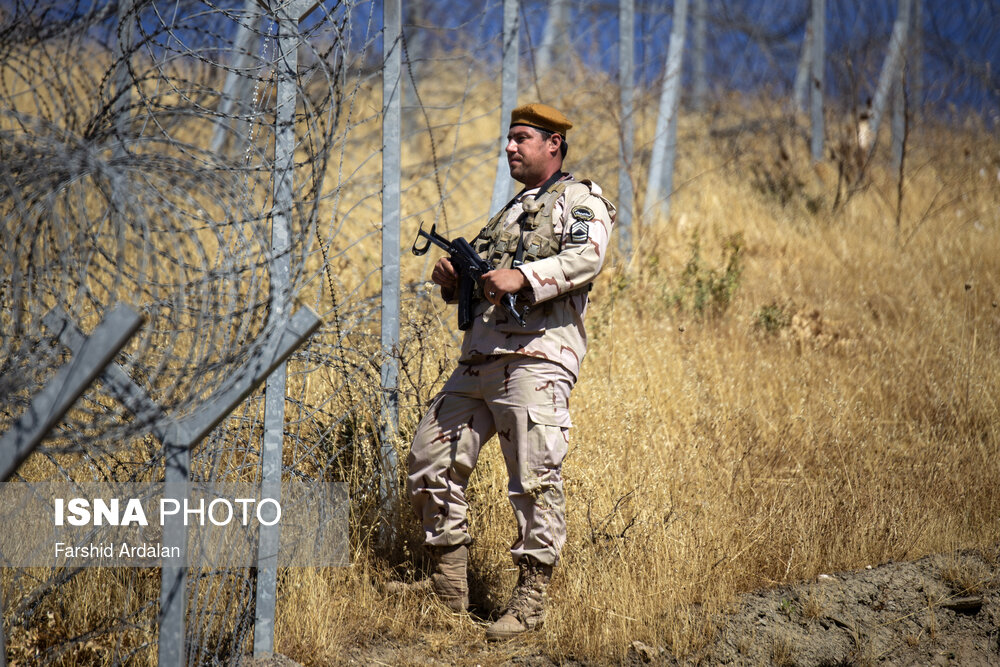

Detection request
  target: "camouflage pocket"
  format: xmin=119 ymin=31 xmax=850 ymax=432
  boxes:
xmin=524 ymin=405 xmax=571 ymax=476
xmin=526 ymin=405 xmax=572 ymax=429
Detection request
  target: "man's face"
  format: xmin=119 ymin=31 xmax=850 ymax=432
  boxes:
xmin=506 ymin=125 xmax=559 ymax=186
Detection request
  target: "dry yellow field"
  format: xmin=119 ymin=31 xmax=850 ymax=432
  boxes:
xmin=3 ymin=53 xmax=998 ymax=663
xmin=270 ymin=93 xmax=1000 ymax=663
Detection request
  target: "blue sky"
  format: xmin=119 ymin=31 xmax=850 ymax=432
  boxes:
xmin=4 ymin=0 xmax=993 ymax=118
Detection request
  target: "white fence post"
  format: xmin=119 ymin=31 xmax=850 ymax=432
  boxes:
xmin=380 ymin=0 xmax=402 ymax=523
xmin=490 ymin=0 xmax=520 ymax=215
xmin=254 ymin=0 xmax=321 ymax=658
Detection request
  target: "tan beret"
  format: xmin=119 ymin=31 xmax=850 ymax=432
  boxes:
xmin=510 ymin=103 xmax=573 ymax=136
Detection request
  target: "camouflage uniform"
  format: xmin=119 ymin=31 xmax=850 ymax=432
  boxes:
xmin=408 ymin=175 xmax=615 ymax=566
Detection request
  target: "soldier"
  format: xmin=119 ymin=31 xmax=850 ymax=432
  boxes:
xmin=403 ymin=103 xmax=615 ymax=640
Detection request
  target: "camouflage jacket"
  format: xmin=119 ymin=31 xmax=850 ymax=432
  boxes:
xmin=458 ymin=175 xmax=616 ymax=380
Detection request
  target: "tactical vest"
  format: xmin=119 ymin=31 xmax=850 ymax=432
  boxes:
xmin=472 ymin=178 xmax=577 ymax=273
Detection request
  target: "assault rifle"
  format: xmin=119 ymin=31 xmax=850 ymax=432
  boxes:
xmin=411 ymin=223 xmax=527 ymax=331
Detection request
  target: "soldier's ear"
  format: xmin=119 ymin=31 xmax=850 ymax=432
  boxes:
xmin=549 ymin=133 xmax=563 ymax=157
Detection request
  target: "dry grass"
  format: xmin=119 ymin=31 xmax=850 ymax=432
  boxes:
xmin=4 ymin=50 xmax=999 ymax=664
xmin=274 ymin=93 xmax=1000 ymax=664
xmin=939 ymin=552 xmax=997 ymax=596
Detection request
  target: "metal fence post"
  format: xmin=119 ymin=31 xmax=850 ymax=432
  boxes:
xmin=657 ymin=0 xmax=686 ymax=226
xmin=39 ymin=305 xmax=319 ymax=667
xmin=110 ymin=0 xmax=135 ymax=217
xmin=618 ymin=0 xmax=635 ymax=257
xmin=255 ymin=5 xmax=294 ymax=659
xmin=254 ymin=0 xmax=320 ymax=658
xmin=0 ymin=304 xmax=142 ymax=667
xmin=537 ymin=0 xmax=569 ymax=74
xmin=158 ymin=424 xmax=190 ymax=667
xmin=380 ymin=0 xmax=402 ymax=531
xmin=158 ymin=305 xmax=320 ymax=666
xmin=489 ymin=0 xmax=519 ymax=215
xmin=0 ymin=305 xmax=144 ymax=482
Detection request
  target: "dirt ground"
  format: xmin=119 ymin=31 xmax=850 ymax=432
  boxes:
xmin=246 ymin=547 xmax=1000 ymax=666
xmin=679 ymin=546 xmax=1000 ymax=666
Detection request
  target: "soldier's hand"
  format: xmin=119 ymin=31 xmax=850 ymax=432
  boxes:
xmin=432 ymin=257 xmax=458 ymax=289
xmin=482 ymin=268 xmax=527 ymax=306
xmin=432 ymin=257 xmax=458 ymax=302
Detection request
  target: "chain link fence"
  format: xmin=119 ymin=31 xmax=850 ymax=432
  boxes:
xmin=1 ymin=0 xmax=997 ymax=663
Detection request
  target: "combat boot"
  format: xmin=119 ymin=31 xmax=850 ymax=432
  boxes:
xmin=385 ymin=544 xmax=469 ymax=613
xmin=485 ymin=557 xmax=552 ymax=641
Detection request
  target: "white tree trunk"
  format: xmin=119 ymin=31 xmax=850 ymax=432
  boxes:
xmin=643 ymin=0 xmax=688 ymax=222
xmin=692 ymin=0 xmax=707 ymax=111
xmin=794 ymin=16 xmax=813 ymax=113
xmin=909 ymin=0 xmax=923 ymax=118
xmin=537 ymin=0 xmax=570 ymax=74
xmin=402 ymin=0 xmax=429 ymax=131
xmin=210 ymin=0 xmax=262 ymax=156
xmin=868 ymin=0 xmax=913 ymax=155
xmin=809 ymin=0 xmax=825 ymax=161
xmin=618 ymin=0 xmax=635 ymax=256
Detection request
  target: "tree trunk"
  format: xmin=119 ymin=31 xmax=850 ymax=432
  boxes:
xmin=909 ymin=0 xmax=923 ymax=120
xmin=794 ymin=16 xmax=813 ymax=113
xmin=644 ymin=0 xmax=688 ymax=223
xmin=210 ymin=0 xmax=262 ymax=156
xmin=692 ymin=0 xmax=707 ymax=111
xmin=618 ymin=0 xmax=635 ymax=256
xmin=809 ymin=0 xmax=825 ymax=162
xmin=537 ymin=0 xmax=570 ymax=74
xmin=868 ymin=0 xmax=913 ymax=156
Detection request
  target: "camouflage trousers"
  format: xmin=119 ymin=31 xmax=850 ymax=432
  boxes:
xmin=407 ymin=355 xmax=574 ymax=566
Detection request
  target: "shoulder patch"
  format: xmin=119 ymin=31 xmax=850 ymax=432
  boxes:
xmin=568 ymin=218 xmax=590 ymax=244
xmin=570 ymin=205 xmax=594 ymax=221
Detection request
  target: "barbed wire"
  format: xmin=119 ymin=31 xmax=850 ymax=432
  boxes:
xmin=0 ymin=0 xmax=374 ymax=662
xmin=1 ymin=0 xmax=997 ymax=662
